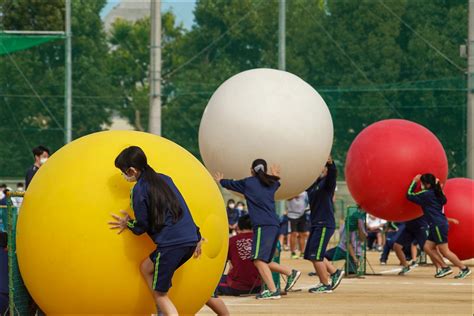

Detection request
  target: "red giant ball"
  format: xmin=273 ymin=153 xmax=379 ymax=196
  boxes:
xmin=444 ymin=178 xmax=474 ymax=261
xmin=345 ymin=119 xmax=448 ymax=221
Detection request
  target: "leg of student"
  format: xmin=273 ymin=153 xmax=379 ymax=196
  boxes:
xmin=140 ymin=258 xmax=155 ymax=290
xmin=313 ymin=261 xmax=330 ymax=285
xmin=424 ymin=241 xmax=446 ymax=268
xmin=154 ymin=292 xmax=178 ymax=316
xmin=254 ymin=260 xmax=277 ymax=292
xmin=141 ymin=258 xmax=178 ymax=315
xmin=290 ymin=232 xmax=298 ymax=254
xmin=323 ymin=258 xmax=337 ymax=275
xmin=206 ymin=297 xmax=229 ymax=316
xmin=437 ymin=244 xmax=466 ymax=270
xmin=411 ymin=243 xmax=417 ymax=262
xmin=393 ymin=243 xmax=409 ymax=267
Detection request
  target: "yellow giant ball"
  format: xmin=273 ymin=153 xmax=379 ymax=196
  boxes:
xmin=16 ymin=131 xmax=228 ymax=315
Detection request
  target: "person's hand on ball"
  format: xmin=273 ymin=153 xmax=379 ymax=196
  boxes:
xmin=194 ymin=237 xmax=206 ymax=258
xmin=413 ymin=174 xmax=421 ymax=182
xmin=448 ymin=217 xmax=460 ymax=225
xmin=108 ymin=210 xmax=131 ymax=234
xmin=327 ymin=156 xmax=333 ymax=164
xmin=213 ymin=172 xmax=224 ymax=182
xmin=270 ymin=164 xmax=281 ymax=177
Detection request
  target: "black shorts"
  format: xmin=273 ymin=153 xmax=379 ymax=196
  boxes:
xmin=289 ymin=215 xmax=308 ymax=233
xmin=252 ymin=225 xmax=279 ymax=263
xmin=304 ymin=226 xmax=335 ymax=261
xmin=395 ymin=226 xmax=429 ymax=249
xmin=428 ymin=224 xmax=449 ymax=245
xmin=149 ymin=245 xmax=196 ymax=293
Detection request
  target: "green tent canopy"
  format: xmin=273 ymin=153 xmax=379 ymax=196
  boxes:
xmin=0 ymin=32 xmax=64 ymax=55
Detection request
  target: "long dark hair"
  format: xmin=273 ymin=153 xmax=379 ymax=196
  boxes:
xmin=115 ymin=146 xmax=183 ymax=231
xmin=251 ymin=158 xmax=280 ymax=187
xmin=420 ymin=173 xmax=447 ymax=205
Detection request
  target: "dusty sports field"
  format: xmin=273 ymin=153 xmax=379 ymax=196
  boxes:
xmin=198 ymin=250 xmax=473 ymax=315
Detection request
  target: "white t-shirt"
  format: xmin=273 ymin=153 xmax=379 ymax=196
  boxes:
xmin=287 ymin=192 xmax=308 ymax=219
xmin=366 ymin=215 xmax=386 ymax=230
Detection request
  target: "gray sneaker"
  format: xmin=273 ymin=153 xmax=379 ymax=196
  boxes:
xmin=454 ymin=268 xmax=471 ymax=279
xmin=285 ymin=269 xmax=301 ymax=292
xmin=435 ymin=266 xmax=453 ymax=278
xmin=330 ymin=269 xmax=345 ymax=290
xmin=309 ymin=283 xmax=332 ymax=294
xmin=398 ymin=265 xmax=411 ymax=275
xmin=256 ymin=289 xmax=281 ymax=300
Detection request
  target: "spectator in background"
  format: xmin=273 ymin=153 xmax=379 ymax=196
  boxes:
xmin=235 ymin=201 xmax=246 ymax=216
xmin=0 ymin=232 xmax=8 ymax=315
xmin=25 ymin=145 xmax=50 ymax=189
xmin=12 ymin=183 xmax=25 ymax=208
xmin=366 ymin=214 xmax=386 ymax=251
xmin=226 ymin=199 xmax=239 ymax=235
xmin=286 ymin=192 xmax=309 ymax=259
xmin=217 ymin=214 xmax=261 ymax=296
xmin=324 ymin=221 xmax=365 ymax=275
xmin=279 ymin=210 xmax=290 ymax=251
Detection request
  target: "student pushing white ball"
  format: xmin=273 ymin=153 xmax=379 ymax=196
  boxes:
xmin=199 ymin=68 xmax=333 ymax=200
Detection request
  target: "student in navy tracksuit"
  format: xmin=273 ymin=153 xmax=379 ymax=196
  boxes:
xmin=108 ymin=146 xmax=203 ymax=315
xmin=215 ymin=158 xmax=301 ymax=300
xmin=407 ymin=174 xmax=471 ymax=279
xmin=305 ymin=157 xmax=344 ymax=293
xmin=394 ymin=215 xmax=432 ymax=275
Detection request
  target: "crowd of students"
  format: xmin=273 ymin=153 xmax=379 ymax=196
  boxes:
xmin=0 ymin=143 xmax=471 ymax=315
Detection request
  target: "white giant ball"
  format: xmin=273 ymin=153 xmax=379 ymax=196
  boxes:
xmin=199 ymin=68 xmax=333 ymax=200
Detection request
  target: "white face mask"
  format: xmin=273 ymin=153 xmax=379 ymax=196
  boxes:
xmin=0 ymin=192 xmax=4 ymax=200
xmin=228 ymin=203 xmax=235 ymax=209
xmin=40 ymin=157 xmax=48 ymax=165
xmin=16 ymin=187 xmax=24 ymax=192
xmin=123 ymin=174 xmax=137 ymax=182
xmin=236 ymin=206 xmax=244 ymax=211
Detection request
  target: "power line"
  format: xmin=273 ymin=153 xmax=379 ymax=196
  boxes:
xmin=305 ymin=6 xmax=404 ymax=118
xmin=377 ymin=0 xmax=465 ymax=73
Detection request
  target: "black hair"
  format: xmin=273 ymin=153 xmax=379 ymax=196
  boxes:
xmin=32 ymin=145 xmax=50 ymax=157
xmin=0 ymin=232 xmax=7 ymax=249
xmin=0 ymin=184 xmax=6 ymax=189
xmin=251 ymin=159 xmax=280 ymax=187
xmin=17 ymin=183 xmax=24 ymax=188
xmin=115 ymin=146 xmax=183 ymax=232
xmin=420 ymin=173 xmax=447 ymax=205
xmin=236 ymin=201 xmax=245 ymax=207
xmin=237 ymin=214 xmax=252 ymax=230
xmin=227 ymin=199 xmax=235 ymax=206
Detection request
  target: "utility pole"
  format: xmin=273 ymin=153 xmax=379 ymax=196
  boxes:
xmin=149 ymin=0 xmax=161 ymax=135
xmin=65 ymin=0 xmax=72 ymax=143
xmin=468 ymin=0 xmax=474 ymax=178
xmin=278 ymin=0 xmax=286 ymax=71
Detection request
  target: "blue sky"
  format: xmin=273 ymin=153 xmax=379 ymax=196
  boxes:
xmin=101 ymin=0 xmax=197 ymax=29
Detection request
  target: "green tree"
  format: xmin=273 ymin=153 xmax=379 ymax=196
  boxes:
xmin=0 ymin=0 xmax=117 ymax=177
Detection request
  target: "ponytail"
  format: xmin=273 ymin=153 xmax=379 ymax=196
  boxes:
xmin=251 ymin=159 xmax=280 ymax=187
xmin=115 ymin=146 xmax=183 ymax=232
xmin=420 ymin=173 xmax=447 ymax=205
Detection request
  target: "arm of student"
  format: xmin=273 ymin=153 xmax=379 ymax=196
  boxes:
xmin=127 ymin=189 xmax=149 ymax=235
xmin=324 ymin=162 xmax=337 ymax=193
xmin=447 ymin=217 xmax=459 ymax=225
xmin=406 ymin=180 xmax=427 ymax=205
xmin=220 ymin=179 xmax=246 ymax=194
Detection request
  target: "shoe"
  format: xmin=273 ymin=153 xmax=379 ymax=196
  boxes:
xmin=291 ymin=252 xmax=299 ymax=259
xmin=410 ymin=260 xmax=418 ymax=267
xmin=256 ymin=289 xmax=281 ymax=300
xmin=380 ymin=261 xmax=387 ymax=265
xmin=454 ymin=267 xmax=471 ymax=279
xmin=309 ymin=283 xmax=332 ymax=294
xmin=330 ymin=269 xmax=344 ymax=291
xmin=308 ymin=272 xmax=317 ymax=277
xmin=435 ymin=266 xmax=453 ymax=278
xmin=398 ymin=266 xmax=411 ymax=275
xmin=285 ymin=269 xmax=301 ymax=292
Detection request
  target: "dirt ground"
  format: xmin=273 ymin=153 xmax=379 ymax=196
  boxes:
xmin=198 ymin=250 xmax=474 ymax=315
